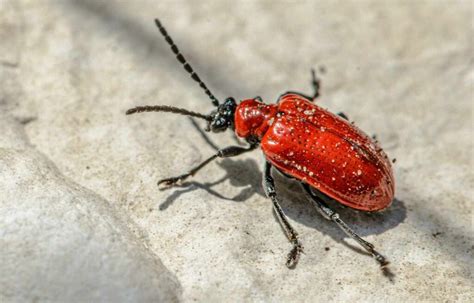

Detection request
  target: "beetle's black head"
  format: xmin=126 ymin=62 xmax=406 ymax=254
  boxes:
xmin=207 ymin=97 xmax=237 ymax=133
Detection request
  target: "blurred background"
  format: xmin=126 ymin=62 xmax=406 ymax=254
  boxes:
xmin=1 ymin=1 xmax=472 ymax=302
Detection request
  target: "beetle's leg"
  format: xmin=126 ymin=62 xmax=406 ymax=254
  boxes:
xmin=309 ymin=68 xmax=321 ymax=101
xmin=278 ymin=69 xmax=321 ymax=102
xmin=301 ymin=183 xmax=389 ymax=269
xmin=158 ymin=145 xmax=256 ymax=187
xmin=337 ymin=112 xmax=349 ymax=120
xmin=263 ymin=161 xmax=303 ymax=268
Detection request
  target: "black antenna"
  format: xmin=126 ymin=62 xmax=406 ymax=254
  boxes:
xmin=154 ymin=18 xmax=220 ymax=107
xmin=126 ymin=105 xmax=212 ymax=121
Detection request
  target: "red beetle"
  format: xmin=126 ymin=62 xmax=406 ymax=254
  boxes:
xmin=127 ymin=19 xmax=395 ymax=271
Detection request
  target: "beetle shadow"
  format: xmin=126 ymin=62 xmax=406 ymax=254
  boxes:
xmin=272 ymin=170 xmax=407 ymax=238
xmin=158 ymin=158 xmax=264 ymax=210
xmin=161 ymin=118 xmax=406 ymax=245
xmin=158 ymin=118 xmax=264 ymax=210
xmin=271 ymin=172 xmax=404 ymax=280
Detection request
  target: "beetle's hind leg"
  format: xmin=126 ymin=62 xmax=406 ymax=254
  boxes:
xmin=263 ymin=161 xmax=303 ymax=268
xmin=337 ymin=112 xmax=349 ymax=120
xmin=279 ymin=68 xmax=321 ymax=102
xmin=301 ymin=183 xmax=390 ymax=270
xmin=309 ymin=68 xmax=321 ymax=101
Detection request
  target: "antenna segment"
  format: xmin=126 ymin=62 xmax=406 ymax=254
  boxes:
xmin=154 ymin=19 xmax=220 ymax=107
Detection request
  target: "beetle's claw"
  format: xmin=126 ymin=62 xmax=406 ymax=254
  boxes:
xmin=377 ymin=257 xmax=394 ymax=282
xmin=376 ymin=256 xmax=390 ymax=268
xmin=285 ymin=243 xmax=304 ymax=269
xmin=370 ymin=249 xmax=388 ymax=267
xmin=157 ymin=177 xmax=181 ymax=187
xmin=381 ymin=264 xmax=395 ymax=282
xmin=158 ymin=172 xmax=194 ymax=188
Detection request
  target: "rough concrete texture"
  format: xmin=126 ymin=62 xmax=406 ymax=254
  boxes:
xmin=0 ymin=0 xmax=472 ymax=302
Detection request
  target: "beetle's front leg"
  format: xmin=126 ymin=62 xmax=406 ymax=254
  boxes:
xmin=263 ymin=161 xmax=303 ymax=268
xmin=158 ymin=145 xmax=256 ymax=187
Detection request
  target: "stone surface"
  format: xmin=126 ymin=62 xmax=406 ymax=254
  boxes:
xmin=0 ymin=0 xmax=472 ymax=302
xmin=0 ymin=124 xmax=181 ymax=302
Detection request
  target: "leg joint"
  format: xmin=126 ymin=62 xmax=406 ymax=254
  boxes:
xmin=217 ymin=145 xmax=254 ymax=158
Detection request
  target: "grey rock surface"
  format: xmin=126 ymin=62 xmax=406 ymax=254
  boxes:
xmin=0 ymin=119 xmax=181 ymax=302
xmin=1 ymin=0 xmax=472 ymax=302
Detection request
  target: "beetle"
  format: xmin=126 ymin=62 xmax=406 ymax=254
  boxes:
xmin=127 ymin=19 xmax=395 ymax=270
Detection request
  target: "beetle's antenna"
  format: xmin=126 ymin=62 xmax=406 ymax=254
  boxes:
xmin=154 ymin=18 xmax=220 ymax=107
xmin=126 ymin=105 xmax=212 ymax=121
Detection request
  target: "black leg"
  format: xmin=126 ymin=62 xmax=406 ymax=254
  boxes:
xmin=279 ymin=69 xmax=321 ymax=102
xmin=263 ymin=161 xmax=303 ymax=268
xmin=158 ymin=145 xmax=256 ymax=186
xmin=301 ymin=184 xmax=389 ymax=269
xmin=309 ymin=68 xmax=321 ymax=101
xmin=337 ymin=112 xmax=349 ymax=120
xmin=371 ymin=134 xmax=379 ymax=144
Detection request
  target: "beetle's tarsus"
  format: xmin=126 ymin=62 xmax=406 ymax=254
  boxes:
xmin=374 ymin=252 xmax=389 ymax=268
xmin=302 ymin=183 xmax=392 ymax=272
xmin=380 ymin=259 xmax=390 ymax=268
xmin=157 ymin=175 xmax=189 ymax=187
xmin=381 ymin=264 xmax=395 ymax=282
xmin=286 ymin=242 xmax=304 ymax=268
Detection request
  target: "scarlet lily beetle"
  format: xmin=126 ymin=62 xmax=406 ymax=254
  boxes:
xmin=127 ymin=19 xmax=395 ymax=270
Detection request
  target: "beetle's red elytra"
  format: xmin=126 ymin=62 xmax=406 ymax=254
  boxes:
xmin=126 ymin=19 xmax=395 ymax=272
xmin=236 ymin=94 xmax=395 ymax=212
